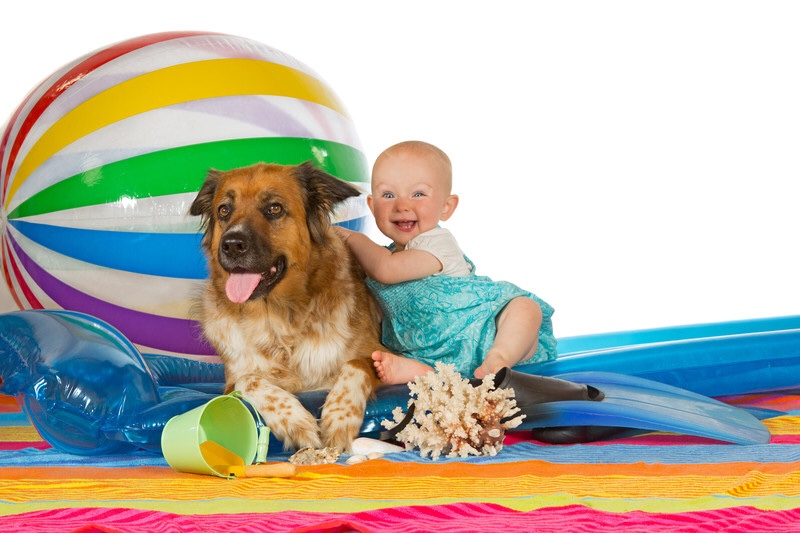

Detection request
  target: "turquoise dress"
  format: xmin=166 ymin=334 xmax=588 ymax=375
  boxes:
xmin=365 ymin=259 xmax=557 ymax=377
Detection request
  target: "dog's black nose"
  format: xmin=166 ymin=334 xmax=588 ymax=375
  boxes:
xmin=221 ymin=231 xmax=250 ymax=259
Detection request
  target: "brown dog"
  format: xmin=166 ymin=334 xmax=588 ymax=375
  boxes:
xmin=189 ymin=162 xmax=385 ymax=451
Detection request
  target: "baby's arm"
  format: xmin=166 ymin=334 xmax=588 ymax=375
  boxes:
xmin=335 ymin=227 xmax=441 ymax=284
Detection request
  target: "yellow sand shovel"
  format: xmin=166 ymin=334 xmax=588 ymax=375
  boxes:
xmin=199 ymin=440 xmax=297 ymax=478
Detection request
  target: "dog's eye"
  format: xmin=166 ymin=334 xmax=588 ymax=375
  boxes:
xmin=265 ymin=203 xmax=284 ymax=218
xmin=217 ymin=204 xmax=231 ymax=219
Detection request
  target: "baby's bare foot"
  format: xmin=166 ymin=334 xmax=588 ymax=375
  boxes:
xmin=474 ymin=350 xmax=513 ymax=380
xmin=372 ymin=350 xmax=433 ymax=385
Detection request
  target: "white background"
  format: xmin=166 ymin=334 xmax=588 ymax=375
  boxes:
xmin=1 ymin=1 xmax=798 ymax=338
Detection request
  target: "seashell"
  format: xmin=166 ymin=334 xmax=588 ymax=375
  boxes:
xmin=289 ymin=446 xmax=341 ymax=465
xmin=350 ymin=437 xmax=405 ymax=455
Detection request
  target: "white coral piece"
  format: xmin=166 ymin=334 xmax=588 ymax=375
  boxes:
xmin=382 ymin=363 xmax=525 ymax=460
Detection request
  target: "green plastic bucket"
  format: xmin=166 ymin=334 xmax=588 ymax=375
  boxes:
xmin=161 ymin=394 xmax=259 ymax=477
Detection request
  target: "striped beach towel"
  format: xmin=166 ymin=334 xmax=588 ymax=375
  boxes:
xmin=1 ymin=392 xmax=799 ymax=532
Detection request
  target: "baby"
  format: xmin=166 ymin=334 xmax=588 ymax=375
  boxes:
xmin=336 ymin=140 xmax=557 ymax=384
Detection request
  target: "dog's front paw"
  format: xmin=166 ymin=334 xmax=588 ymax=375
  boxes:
xmin=320 ymin=406 xmax=361 ymax=452
xmin=236 ymin=377 xmax=322 ymax=451
xmin=274 ymin=411 xmax=323 ymax=451
xmin=319 ymin=360 xmax=376 ymax=452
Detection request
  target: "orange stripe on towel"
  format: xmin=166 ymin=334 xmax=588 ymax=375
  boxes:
xmin=2 ymin=461 xmax=798 ymax=507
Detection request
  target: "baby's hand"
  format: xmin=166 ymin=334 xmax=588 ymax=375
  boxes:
xmin=333 ymin=225 xmax=352 ymax=242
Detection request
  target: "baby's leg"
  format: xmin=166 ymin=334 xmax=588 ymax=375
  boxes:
xmin=372 ymin=350 xmax=434 ymax=385
xmin=474 ymin=297 xmax=542 ymax=379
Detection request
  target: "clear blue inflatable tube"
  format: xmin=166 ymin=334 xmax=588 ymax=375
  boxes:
xmin=525 ymin=327 xmax=800 ymax=397
xmin=556 ymin=314 xmax=800 ymax=355
xmin=0 ymin=310 xmax=217 ymax=455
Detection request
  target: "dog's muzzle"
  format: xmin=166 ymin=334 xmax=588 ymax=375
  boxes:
xmin=218 ymin=229 xmax=286 ymax=303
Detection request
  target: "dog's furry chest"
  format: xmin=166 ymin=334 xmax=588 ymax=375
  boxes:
xmin=204 ymin=302 xmax=353 ymax=392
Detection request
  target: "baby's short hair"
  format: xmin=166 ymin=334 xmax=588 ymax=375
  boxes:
xmin=377 ymin=140 xmax=453 ymax=189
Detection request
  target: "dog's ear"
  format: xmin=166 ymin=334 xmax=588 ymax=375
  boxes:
xmin=295 ymin=161 xmax=361 ymax=244
xmin=190 ymin=169 xmax=223 ymax=247
xmin=190 ymin=169 xmax=222 ymax=217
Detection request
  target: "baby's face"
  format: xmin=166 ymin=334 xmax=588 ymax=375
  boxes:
xmin=369 ymin=151 xmax=454 ymax=249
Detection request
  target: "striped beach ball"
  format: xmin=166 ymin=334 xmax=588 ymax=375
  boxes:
xmin=0 ymin=32 xmax=370 ymax=358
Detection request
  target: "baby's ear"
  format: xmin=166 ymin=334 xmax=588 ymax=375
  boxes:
xmin=440 ymin=194 xmax=459 ymax=221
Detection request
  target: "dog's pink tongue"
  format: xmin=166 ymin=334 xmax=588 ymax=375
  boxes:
xmin=225 ymin=272 xmax=262 ymax=303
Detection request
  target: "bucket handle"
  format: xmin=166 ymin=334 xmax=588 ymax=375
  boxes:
xmin=229 ymin=391 xmax=270 ymax=463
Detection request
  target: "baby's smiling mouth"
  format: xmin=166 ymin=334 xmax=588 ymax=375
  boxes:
xmin=393 ymin=220 xmax=417 ymax=231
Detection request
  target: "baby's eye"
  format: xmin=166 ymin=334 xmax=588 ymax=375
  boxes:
xmin=412 ymin=191 xmax=426 ymax=198
xmin=381 ymin=192 xmax=395 ymax=199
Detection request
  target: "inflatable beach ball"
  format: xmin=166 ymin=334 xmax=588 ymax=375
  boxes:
xmin=0 ymin=31 xmax=370 ymax=358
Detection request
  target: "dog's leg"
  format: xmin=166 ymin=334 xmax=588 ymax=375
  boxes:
xmin=236 ymin=374 xmax=323 ymax=451
xmin=320 ymin=358 xmax=380 ymax=452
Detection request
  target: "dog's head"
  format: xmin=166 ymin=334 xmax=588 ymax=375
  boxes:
xmin=189 ymin=162 xmax=361 ymax=304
